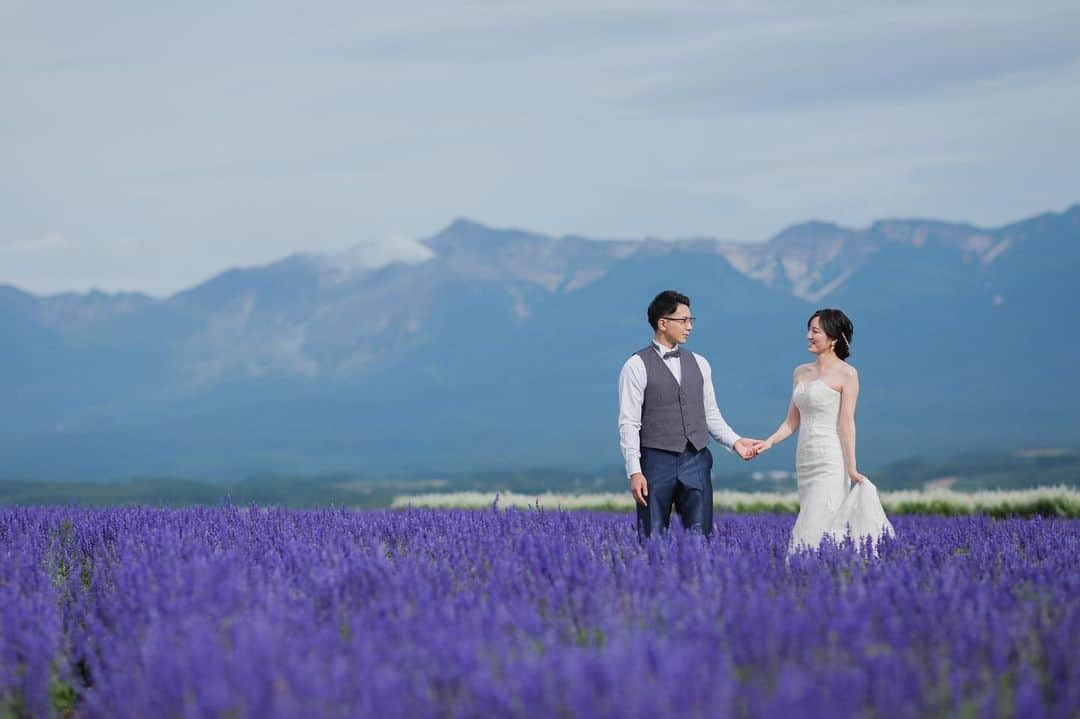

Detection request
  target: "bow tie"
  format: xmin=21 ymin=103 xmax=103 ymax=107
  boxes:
xmin=662 ymin=349 xmax=681 ymax=359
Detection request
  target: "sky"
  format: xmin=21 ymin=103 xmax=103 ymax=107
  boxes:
xmin=2 ymin=1 xmax=1078 ymax=296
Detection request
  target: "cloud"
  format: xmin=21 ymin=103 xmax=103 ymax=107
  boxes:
xmin=627 ymin=8 xmax=1080 ymax=113
xmin=336 ymin=5 xmax=735 ymax=61
xmin=304 ymin=234 xmax=435 ymax=286
xmin=1 ymin=1 xmax=1078 ymax=295
xmin=1 ymin=231 xmax=70 ymax=257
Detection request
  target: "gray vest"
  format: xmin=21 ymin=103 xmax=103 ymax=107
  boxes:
xmin=636 ymin=345 xmax=709 ymax=453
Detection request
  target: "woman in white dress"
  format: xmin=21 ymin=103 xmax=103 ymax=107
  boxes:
xmin=753 ymin=309 xmax=893 ymax=553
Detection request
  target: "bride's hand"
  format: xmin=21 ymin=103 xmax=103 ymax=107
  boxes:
xmin=849 ymin=471 xmax=868 ymax=484
xmin=752 ymin=440 xmax=772 ymax=455
xmin=733 ymin=438 xmax=758 ymax=460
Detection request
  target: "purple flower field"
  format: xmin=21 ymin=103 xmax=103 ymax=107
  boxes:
xmin=2 ymin=506 xmax=1077 ymax=718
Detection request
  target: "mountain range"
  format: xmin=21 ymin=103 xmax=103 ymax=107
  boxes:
xmin=3 ymin=204 xmax=1078 ymax=480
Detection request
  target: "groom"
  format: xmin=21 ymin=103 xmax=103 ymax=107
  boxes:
xmin=618 ymin=290 xmax=760 ymax=537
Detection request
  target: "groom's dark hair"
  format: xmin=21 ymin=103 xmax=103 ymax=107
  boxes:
xmin=648 ymin=290 xmax=691 ymax=330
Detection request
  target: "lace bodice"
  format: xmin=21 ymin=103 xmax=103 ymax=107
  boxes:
xmin=793 ymin=379 xmax=841 ymax=435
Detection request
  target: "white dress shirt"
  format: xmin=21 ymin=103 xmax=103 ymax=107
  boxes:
xmin=617 ymin=341 xmax=741 ymax=478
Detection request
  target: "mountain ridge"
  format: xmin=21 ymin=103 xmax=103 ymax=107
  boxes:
xmin=2 ymin=204 xmax=1077 ymax=479
xmin=9 ymin=204 xmax=1078 ymax=304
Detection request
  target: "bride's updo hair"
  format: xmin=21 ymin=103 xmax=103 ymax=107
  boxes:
xmin=809 ymin=308 xmax=854 ymax=360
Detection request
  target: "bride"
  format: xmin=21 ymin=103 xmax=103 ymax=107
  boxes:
xmin=753 ymin=309 xmax=894 ymax=553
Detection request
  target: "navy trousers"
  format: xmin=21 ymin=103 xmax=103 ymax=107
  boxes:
xmin=636 ymin=444 xmax=714 ymax=538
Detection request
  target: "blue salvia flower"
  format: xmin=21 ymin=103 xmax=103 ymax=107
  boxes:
xmin=0 ymin=506 xmax=1076 ymax=717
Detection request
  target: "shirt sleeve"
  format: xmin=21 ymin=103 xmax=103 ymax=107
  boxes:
xmin=696 ymin=353 xmax=741 ymax=451
xmin=617 ymin=355 xmax=647 ymax=477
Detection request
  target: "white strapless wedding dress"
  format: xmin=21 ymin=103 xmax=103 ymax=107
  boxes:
xmin=789 ymin=379 xmax=894 ymax=553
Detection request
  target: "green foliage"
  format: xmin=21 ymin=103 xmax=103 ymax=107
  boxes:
xmin=50 ymin=676 xmax=78 ymax=715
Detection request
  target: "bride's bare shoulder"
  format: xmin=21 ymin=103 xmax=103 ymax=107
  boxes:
xmin=839 ymin=361 xmax=859 ymax=379
xmin=793 ymin=363 xmax=814 ymax=379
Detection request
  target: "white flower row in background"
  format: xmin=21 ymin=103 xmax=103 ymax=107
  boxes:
xmin=391 ymin=486 xmax=1079 ymax=517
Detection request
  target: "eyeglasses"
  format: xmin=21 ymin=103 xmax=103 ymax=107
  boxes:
xmin=662 ymin=316 xmax=695 ymax=325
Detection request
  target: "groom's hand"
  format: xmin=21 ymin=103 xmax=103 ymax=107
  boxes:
xmin=630 ymin=473 xmax=648 ymax=506
xmin=733 ymin=438 xmax=758 ymax=460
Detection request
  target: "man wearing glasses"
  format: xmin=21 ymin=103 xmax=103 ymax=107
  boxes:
xmin=618 ymin=290 xmax=759 ymax=537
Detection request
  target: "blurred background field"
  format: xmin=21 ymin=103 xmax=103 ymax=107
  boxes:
xmin=392 ymin=486 xmax=1080 ymax=518
xmin=3 ymin=446 xmax=1076 ymax=515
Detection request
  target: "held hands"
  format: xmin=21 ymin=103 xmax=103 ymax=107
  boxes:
xmin=630 ymin=472 xmax=649 ymax=506
xmin=733 ymin=438 xmax=763 ymax=461
xmin=750 ymin=439 xmax=774 ymax=456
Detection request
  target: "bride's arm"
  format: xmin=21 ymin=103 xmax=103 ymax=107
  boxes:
xmin=757 ymin=371 xmax=801 ymax=451
xmin=760 ymin=400 xmax=799 ymax=450
xmin=838 ymin=368 xmax=867 ymax=483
